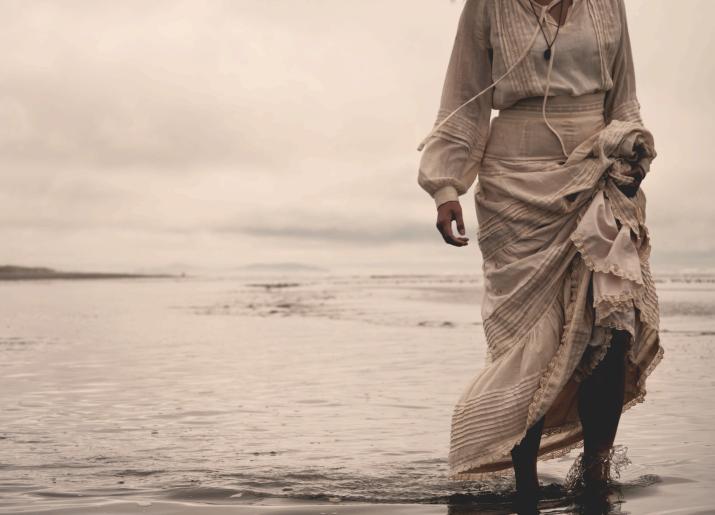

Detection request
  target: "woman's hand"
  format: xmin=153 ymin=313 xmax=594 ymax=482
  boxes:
xmin=619 ymin=161 xmax=646 ymax=197
xmin=620 ymin=138 xmax=649 ymax=196
xmin=436 ymin=201 xmax=469 ymax=247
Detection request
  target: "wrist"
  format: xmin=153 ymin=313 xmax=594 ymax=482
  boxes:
xmin=434 ymin=185 xmax=459 ymax=208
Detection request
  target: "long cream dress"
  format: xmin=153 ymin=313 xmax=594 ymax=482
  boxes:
xmin=417 ymin=0 xmax=663 ymax=479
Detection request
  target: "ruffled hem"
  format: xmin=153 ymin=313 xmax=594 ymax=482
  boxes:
xmin=448 ymin=341 xmax=664 ymax=481
xmin=570 ymin=230 xmax=644 ymax=286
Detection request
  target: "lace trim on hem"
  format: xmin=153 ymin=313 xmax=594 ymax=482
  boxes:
xmin=594 ymin=299 xmax=637 ymax=327
xmin=572 ymin=319 xmax=653 ymax=384
xmin=570 ymin=231 xmax=644 ymax=286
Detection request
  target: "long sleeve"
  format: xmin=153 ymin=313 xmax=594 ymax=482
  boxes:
xmin=417 ymin=0 xmax=493 ymax=208
xmin=604 ymin=0 xmax=643 ymax=125
xmin=604 ymin=0 xmax=655 ymax=179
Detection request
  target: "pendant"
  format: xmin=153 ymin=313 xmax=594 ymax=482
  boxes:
xmin=544 ymin=47 xmax=552 ymax=60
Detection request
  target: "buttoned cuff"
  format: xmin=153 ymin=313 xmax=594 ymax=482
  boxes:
xmin=433 ymin=185 xmax=460 ymax=208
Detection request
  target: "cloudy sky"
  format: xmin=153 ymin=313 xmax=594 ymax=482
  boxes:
xmin=1 ymin=0 xmax=713 ymax=274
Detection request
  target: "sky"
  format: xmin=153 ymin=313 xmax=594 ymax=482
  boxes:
xmin=1 ymin=0 xmax=713 ymax=274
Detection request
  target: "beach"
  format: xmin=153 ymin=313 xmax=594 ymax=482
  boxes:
xmin=0 ymin=273 xmax=713 ymax=514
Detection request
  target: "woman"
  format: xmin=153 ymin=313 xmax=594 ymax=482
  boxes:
xmin=416 ymin=0 xmax=664 ymax=509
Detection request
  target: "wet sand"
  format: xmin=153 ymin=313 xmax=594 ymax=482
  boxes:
xmin=0 ymin=273 xmax=713 ymax=514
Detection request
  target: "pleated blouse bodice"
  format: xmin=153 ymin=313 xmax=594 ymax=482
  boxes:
xmin=418 ymin=0 xmax=644 ymax=207
xmin=494 ymin=0 xmax=602 ymax=108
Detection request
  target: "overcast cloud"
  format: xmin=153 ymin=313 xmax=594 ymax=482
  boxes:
xmin=1 ymin=0 xmax=713 ymax=273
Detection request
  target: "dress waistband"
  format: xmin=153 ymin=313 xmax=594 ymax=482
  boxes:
xmin=500 ymin=92 xmax=606 ymax=118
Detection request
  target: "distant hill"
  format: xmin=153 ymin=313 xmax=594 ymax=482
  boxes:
xmin=0 ymin=265 xmax=178 ymax=281
xmin=237 ymin=262 xmax=328 ymax=273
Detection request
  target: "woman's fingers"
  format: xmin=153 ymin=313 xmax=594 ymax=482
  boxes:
xmin=436 ymin=201 xmax=469 ymax=247
xmin=455 ymin=209 xmax=466 ymax=236
xmin=439 ymin=222 xmax=468 ymax=246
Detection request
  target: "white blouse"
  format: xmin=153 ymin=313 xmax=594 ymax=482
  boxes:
xmin=418 ymin=0 xmax=644 ymax=207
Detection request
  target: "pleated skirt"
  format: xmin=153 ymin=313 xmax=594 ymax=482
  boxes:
xmin=448 ymin=92 xmax=664 ymax=479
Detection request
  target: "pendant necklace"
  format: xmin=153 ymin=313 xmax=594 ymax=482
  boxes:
xmin=529 ymin=0 xmax=566 ymax=60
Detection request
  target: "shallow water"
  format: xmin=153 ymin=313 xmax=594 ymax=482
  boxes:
xmin=0 ymin=273 xmax=713 ymax=514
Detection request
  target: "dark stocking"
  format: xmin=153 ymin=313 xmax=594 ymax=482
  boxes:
xmin=577 ymin=329 xmax=629 ymax=485
xmin=511 ymin=415 xmax=545 ymax=513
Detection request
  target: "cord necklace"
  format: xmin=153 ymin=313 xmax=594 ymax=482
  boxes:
xmin=529 ymin=0 xmax=567 ymax=60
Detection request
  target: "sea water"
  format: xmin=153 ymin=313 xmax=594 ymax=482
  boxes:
xmin=0 ymin=273 xmax=713 ymax=514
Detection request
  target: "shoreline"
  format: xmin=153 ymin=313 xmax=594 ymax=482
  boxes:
xmin=0 ymin=265 xmax=180 ymax=281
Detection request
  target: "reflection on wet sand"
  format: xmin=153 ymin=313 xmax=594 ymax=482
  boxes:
xmin=0 ymin=273 xmax=712 ymax=514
